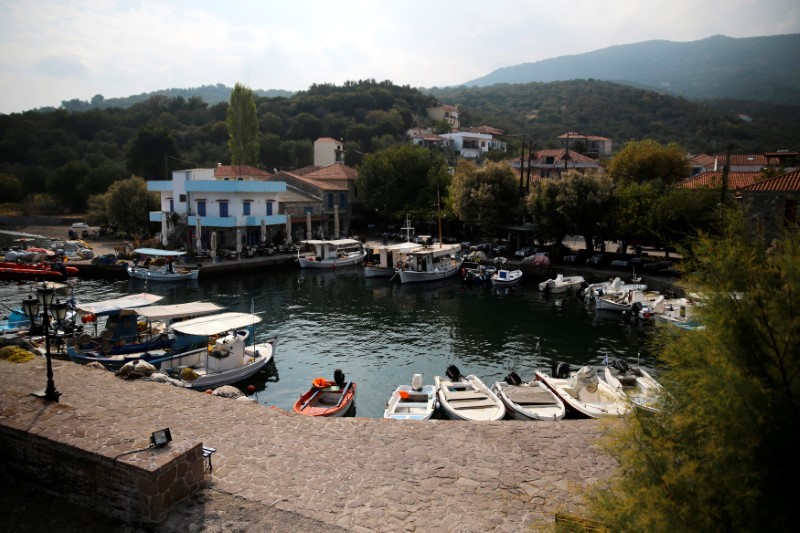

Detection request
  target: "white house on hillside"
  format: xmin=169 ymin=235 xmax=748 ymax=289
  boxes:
xmin=439 ymin=131 xmax=507 ymax=159
xmin=314 ymin=137 xmax=345 ymax=167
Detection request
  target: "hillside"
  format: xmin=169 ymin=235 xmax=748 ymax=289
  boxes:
xmin=462 ymin=34 xmax=800 ymax=104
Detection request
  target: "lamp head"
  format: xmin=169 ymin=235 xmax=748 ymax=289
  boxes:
xmin=51 ymin=299 xmax=68 ymax=322
xmin=36 ymin=283 xmax=55 ymax=307
xmin=22 ymin=295 xmax=39 ymax=319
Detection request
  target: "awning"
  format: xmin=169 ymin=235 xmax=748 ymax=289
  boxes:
xmin=135 ymin=302 xmax=224 ymax=321
xmin=76 ymin=293 xmax=164 ymax=316
xmin=171 ymin=312 xmax=262 ymax=336
xmin=133 ymin=248 xmax=187 ymax=257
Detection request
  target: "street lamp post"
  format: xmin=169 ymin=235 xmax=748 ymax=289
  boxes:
xmin=23 ymin=284 xmax=65 ymax=402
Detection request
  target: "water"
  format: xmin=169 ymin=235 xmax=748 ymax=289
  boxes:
xmin=0 ymin=257 xmax=658 ymax=417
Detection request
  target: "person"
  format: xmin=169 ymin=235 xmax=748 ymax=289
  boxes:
xmin=68 ymin=228 xmax=77 ymax=240
xmin=167 ymin=259 xmax=174 ymax=273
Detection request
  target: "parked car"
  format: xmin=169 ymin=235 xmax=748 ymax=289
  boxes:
xmin=586 ymin=254 xmax=604 ymax=266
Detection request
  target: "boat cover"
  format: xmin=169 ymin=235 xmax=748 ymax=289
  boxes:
xmin=135 ymin=302 xmax=223 ymax=321
xmin=171 ymin=312 xmax=262 ymax=336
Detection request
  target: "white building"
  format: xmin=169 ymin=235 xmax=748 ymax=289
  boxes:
xmin=439 ymin=131 xmax=506 ymax=159
xmin=314 ymin=137 xmax=345 ymax=167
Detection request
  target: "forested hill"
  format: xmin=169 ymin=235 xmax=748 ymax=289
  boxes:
xmin=428 ymin=80 xmax=800 ymax=154
xmin=58 ymin=84 xmax=294 ymax=112
xmin=462 ymin=34 xmax=800 ymax=104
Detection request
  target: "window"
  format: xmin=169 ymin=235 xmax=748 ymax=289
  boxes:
xmin=179 ymin=194 xmax=186 ymax=202
xmin=242 ymin=201 xmax=251 ymax=216
xmin=168 ymin=199 xmax=174 ymax=212
xmin=339 ymin=193 xmax=347 ymax=209
xmin=197 ymin=201 xmax=206 ymax=217
xmin=219 ymin=201 xmax=229 ymax=218
xmin=327 ymin=194 xmax=334 ymax=209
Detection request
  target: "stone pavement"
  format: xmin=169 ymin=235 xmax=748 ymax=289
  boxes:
xmin=2 ymin=358 xmax=618 ymax=532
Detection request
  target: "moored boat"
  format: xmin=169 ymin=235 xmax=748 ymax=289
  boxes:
xmin=434 ymin=365 xmax=505 ymax=421
xmin=492 ymin=372 xmax=565 ymax=421
xmin=293 ymin=369 xmax=356 ymax=417
xmin=297 ymin=239 xmax=367 ymax=269
xmin=538 ymin=273 xmax=584 ymax=293
xmin=535 ymin=363 xmax=631 ymax=419
xmin=491 ymin=269 xmax=523 ymax=286
xmin=396 ymin=243 xmax=464 ymax=284
xmin=127 ymin=248 xmax=199 ymax=281
xmin=0 ymin=260 xmax=78 ymax=282
xmin=604 ymin=358 xmax=663 ymax=413
xmin=383 ymin=373 xmax=437 ymax=420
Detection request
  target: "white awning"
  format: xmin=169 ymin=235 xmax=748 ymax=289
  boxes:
xmin=76 ymin=293 xmax=164 ymax=316
xmin=300 ymin=239 xmax=361 ymax=246
xmin=171 ymin=312 xmax=262 ymax=336
xmin=135 ymin=302 xmax=223 ymax=321
xmin=133 ymin=248 xmax=187 ymax=257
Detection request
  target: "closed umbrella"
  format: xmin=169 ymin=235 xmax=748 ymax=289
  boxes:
xmin=260 ymin=217 xmax=267 ymax=244
xmin=195 ymin=217 xmax=202 ymax=251
xmin=285 ymin=214 xmax=292 ymax=245
xmin=236 ymin=228 xmax=242 ymax=256
xmin=211 ymin=231 xmax=217 ymax=260
xmin=306 ymin=211 xmax=312 ymax=240
xmin=334 ymin=204 xmax=340 ymax=239
xmin=161 ymin=215 xmax=169 ymax=246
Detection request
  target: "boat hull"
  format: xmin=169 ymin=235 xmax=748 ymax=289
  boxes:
xmin=383 ymin=384 xmax=437 ymax=420
xmin=293 ymin=383 xmax=357 ymax=417
xmin=535 ymin=370 xmax=631 ymax=419
xmin=435 ymin=374 xmax=505 ymax=421
xmin=397 ymin=257 xmax=464 ymax=284
xmin=298 ymin=251 xmax=366 ymax=269
xmin=493 ymin=381 xmax=565 ymax=421
xmin=127 ymin=266 xmax=199 ymax=281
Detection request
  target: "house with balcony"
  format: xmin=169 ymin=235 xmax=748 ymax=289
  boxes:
xmin=147 ymin=165 xmax=287 ymax=254
xmin=426 ymin=104 xmax=460 ymax=129
xmin=439 ymin=131 xmax=506 ymax=159
xmin=313 ymin=137 xmax=345 ymax=167
xmin=507 ymin=149 xmax=604 ymax=179
xmin=557 ymin=132 xmax=612 ymax=158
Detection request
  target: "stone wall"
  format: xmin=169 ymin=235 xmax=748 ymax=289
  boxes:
xmin=0 ymin=421 xmax=205 ymax=525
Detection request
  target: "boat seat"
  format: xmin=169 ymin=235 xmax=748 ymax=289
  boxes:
xmin=395 ymin=402 xmax=429 ymax=409
xmin=401 ymin=393 xmax=430 ymax=402
xmin=453 ymin=399 xmax=500 ymax=409
xmin=443 ymin=389 xmax=487 ymax=401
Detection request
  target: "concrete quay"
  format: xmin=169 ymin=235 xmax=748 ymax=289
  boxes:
xmin=1 ymin=357 xmax=618 ymax=532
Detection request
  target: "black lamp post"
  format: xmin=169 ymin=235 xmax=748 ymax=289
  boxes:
xmin=23 ymin=283 xmax=62 ymax=402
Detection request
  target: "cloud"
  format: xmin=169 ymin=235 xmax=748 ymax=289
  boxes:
xmin=35 ymin=55 xmax=89 ymax=78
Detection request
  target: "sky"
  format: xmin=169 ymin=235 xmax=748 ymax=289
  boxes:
xmin=0 ymin=0 xmax=798 ymax=114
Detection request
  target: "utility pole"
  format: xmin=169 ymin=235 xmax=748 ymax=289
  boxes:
xmin=526 ymin=139 xmax=533 ymax=194
xmin=518 ymin=135 xmax=526 ymax=194
xmin=720 ymin=143 xmax=733 ymax=207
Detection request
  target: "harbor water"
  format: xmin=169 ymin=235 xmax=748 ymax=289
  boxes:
xmin=1 ymin=263 xmax=657 ymax=418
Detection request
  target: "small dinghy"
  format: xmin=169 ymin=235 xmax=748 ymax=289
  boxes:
xmin=383 ymin=373 xmax=437 ymax=420
xmin=492 ymin=372 xmax=566 ymax=421
xmin=435 ymin=365 xmax=505 ymax=421
xmin=293 ymin=369 xmax=356 ymax=417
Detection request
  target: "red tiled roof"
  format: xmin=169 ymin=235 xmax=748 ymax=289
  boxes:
xmin=272 ymin=170 xmax=346 ymax=191
xmin=304 ymin=164 xmax=357 ymax=181
xmin=315 ymin=137 xmax=341 ymax=144
xmin=557 ymin=132 xmax=611 ymax=141
xmin=687 ymin=153 xmax=716 ymax=167
xmin=214 ymin=165 xmax=271 ymax=178
xmin=291 ymin=165 xmax=321 ymax=176
xmin=740 ymin=170 xmax=800 ymax=192
xmin=713 ymin=154 xmax=780 ymax=167
xmin=467 ymin=125 xmax=505 ymax=136
xmin=677 ymin=171 xmax=762 ymax=190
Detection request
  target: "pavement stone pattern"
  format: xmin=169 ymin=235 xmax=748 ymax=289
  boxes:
xmin=2 ymin=358 xmax=619 ymax=532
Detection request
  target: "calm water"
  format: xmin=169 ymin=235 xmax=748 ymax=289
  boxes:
xmin=1 ymin=230 xmax=656 ymax=418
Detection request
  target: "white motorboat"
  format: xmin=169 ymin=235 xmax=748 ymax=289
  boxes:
xmin=535 ymin=364 xmax=631 ymax=419
xmin=155 ymin=312 xmax=276 ymax=390
xmin=538 ymin=273 xmax=585 ymax=293
xmin=595 ymin=288 xmax=660 ymax=312
xmin=491 ymin=269 xmax=523 ymax=286
xmin=639 ymin=294 xmax=705 ymax=330
xmin=383 ymin=373 xmax=438 ymax=420
xmin=434 ymin=365 xmax=506 ymax=421
xmin=396 ymin=243 xmax=464 ymax=284
xmin=492 ymin=372 xmax=565 ymax=421
xmin=127 ymin=248 xmax=199 ymax=281
xmin=582 ymin=276 xmax=648 ymax=302
xmin=604 ymin=358 xmax=664 ymax=413
xmin=297 ymin=238 xmax=367 ymax=269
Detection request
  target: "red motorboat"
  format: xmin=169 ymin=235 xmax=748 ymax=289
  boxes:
xmin=0 ymin=261 xmax=79 ymax=281
xmin=293 ymin=369 xmax=356 ymax=417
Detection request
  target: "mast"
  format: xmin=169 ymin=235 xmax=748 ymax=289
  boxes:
xmin=437 ymin=189 xmax=443 ymax=249
xmin=401 ymin=215 xmax=414 ymax=243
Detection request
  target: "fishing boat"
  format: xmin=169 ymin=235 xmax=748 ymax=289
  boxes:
xmin=364 ymin=217 xmax=423 ymax=278
xmin=383 ymin=373 xmax=438 ymax=420
xmin=538 ymin=273 xmax=584 ymax=293
xmin=156 ymin=312 xmax=277 ymax=390
xmin=492 ymin=372 xmax=565 ymax=421
xmin=604 ymin=358 xmax=664 ymax=413
xmin=434 ymin=365 xmax=505 ymax=421
xmin=0 ymin=261 xmax=78 ymax=282
xmin=535 ymin=364 xmax=631 ymax=419
xmin=491 ymin=268 xmax=523 ymax=286
xmin=297 ymin=239 xmax=367 ymax=269
xmin=69 ymin=301 xmax=224 ymax=370
xmin=127 ymin=248 xmax=199 ymax=281
xmin=395 ymin=242 xmax=464 ymax=284
xmin=293 ymin=369 xmax=356 ymax=417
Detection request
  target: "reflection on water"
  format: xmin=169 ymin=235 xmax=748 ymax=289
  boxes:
xmin=0 ymin=264 xmax=657 ymax=418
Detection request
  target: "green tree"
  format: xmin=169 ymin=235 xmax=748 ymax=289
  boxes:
xmin=526 ymin=179 xmax=570 ymax=246
xmin=105 ymin=176 xmax=158 ymax=237
xmin=125 ymin=126 xmax=179 ymax=179
xmin=604 ymin=139 xmax=689 ymax=186
xmin=609 ymin=181 xmax=660 ymax=255
xmin=558 ymin=172 xmax=614 ymax=251
xmin=227 ymin=82 xmax=259 ymax=166
xmin=0 ymin=173 xmax=23 ymax=202
xmin=450 ymin=160 xmax=520 ymax=237
xmin=356 ymin=144 xmax=450 ymax=221
xmin=584 ymin=209 xmax=800 ymax=532
xmin=85 ymin=192 xmax=110 ymax=228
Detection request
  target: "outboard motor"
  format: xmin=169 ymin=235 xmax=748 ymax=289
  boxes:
xmin=445 ymin=364 xmax=462 ymax=382
xmin=625 ymin=301 xmax=643 ymax=318
xmin=333 ymin=368 xmax=345 ymax=388
xmin=411 ymin=373 xmax=423 ymax=391
xmin=553 ymin=362 xmax=571 ymax=379
xmin=504 ymin=371 xmax=522 ymax=386
xmin=612 ymin=359 xmax=630 ymax=374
